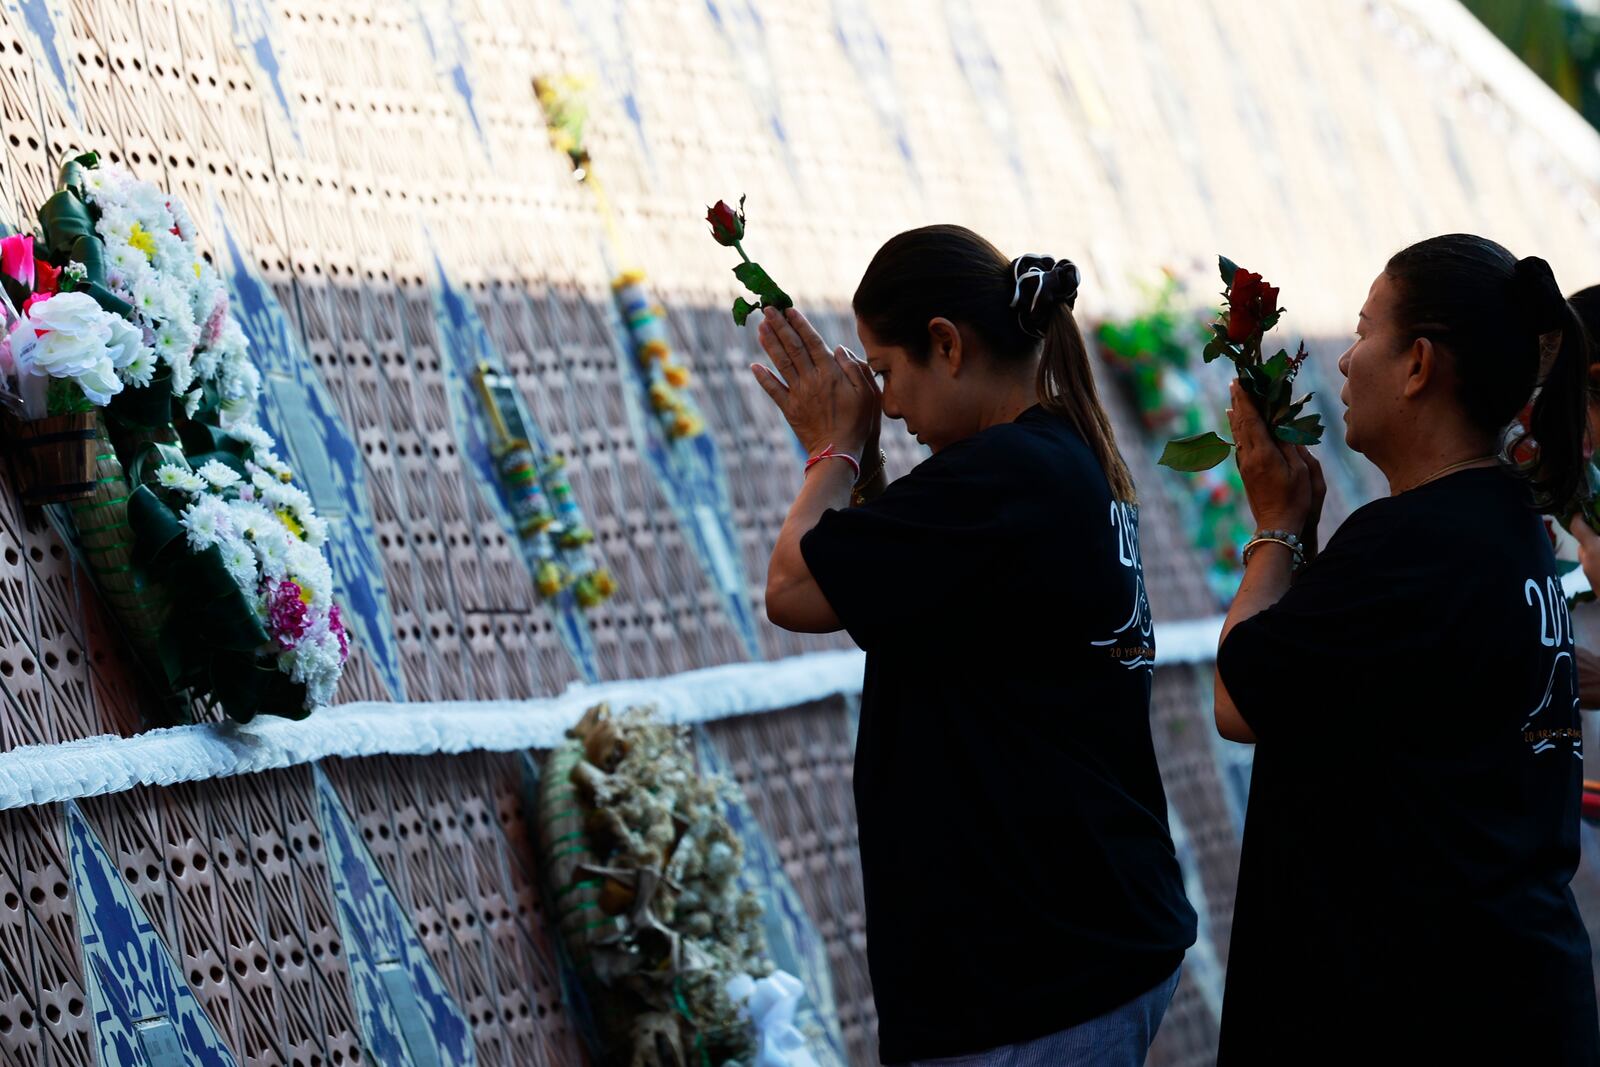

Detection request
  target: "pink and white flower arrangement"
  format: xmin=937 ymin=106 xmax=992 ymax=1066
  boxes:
xmin=77 ymin=164 xmax=258 ymax=414
xmin=78 ymin=164 xmax=347 ymax=711
xmin=152 ymin=430 xmax=348 ymax=709
xmin=0 ymin=233 xmax=157 ymax=413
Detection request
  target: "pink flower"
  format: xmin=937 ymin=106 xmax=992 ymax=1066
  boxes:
xmin=329 ymin=604 xmax=350 ymax=662
xmin=201 ymin=292 xmax=227 ymax=348
xmin=0 ymin=234 xmax=34 ymax=289
xmin=267 ymin=579 xmax=310 ymax=647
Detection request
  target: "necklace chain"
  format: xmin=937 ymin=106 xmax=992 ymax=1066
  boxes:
xmin=1408 ymin=454 xmax=1497 ymax=492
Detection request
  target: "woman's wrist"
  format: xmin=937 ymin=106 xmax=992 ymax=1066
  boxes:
xmin=1242 ymin=529 xmax=1305 ymax=571
xmin=851 ymin=455 xmax=888 ymax=506
xmin=854 ymin=446 xmax=885 ymax=486
xmin=804 ymin=443 xmax=862 ymax=480
xmin=1254 ymin=511 xmax=1308 ymax=536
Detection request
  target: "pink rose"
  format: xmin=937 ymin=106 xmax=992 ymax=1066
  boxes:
xmin=0 ymin=234 xmax=33 ymax=289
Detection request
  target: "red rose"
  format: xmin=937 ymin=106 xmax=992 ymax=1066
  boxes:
xmin=706 ymin=198 xmax=745 ymax=247
xmin=33 ymin=258 xmax=60 ymax=295
xmin=1226 ymin=267 xmax=1279 ymax=342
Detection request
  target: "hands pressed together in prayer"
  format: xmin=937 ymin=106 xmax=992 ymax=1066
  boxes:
xmin=747 ymin=304 xmax=883 ymax=633
xmin=750 ymin=306 xmax=881 ymax=469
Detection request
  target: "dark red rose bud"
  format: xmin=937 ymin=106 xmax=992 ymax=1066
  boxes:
xmin=1226 ymin=267 xmax=1279 ymax=342
xmin=706 ymin=199 xmax=745 ymax=247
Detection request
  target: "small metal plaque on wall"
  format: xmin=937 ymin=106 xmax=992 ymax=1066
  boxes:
xmin=134 ymin=1017 xmax=186 ymax=1067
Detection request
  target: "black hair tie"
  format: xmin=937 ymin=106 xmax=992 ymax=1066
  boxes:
xmin=1010 ymin=254 xmax=1082 ymax=339
xmin=1512 ymin=256 xmax=1567 ymax=336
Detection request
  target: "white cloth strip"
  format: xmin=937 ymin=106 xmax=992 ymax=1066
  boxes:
xmin=0 ymin=617 xmax=1229 ymax=810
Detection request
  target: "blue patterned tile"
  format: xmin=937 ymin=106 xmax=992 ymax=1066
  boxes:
xmin=313 ymin=766 xmax=476 ymax=1066
xmin=10 ymin=0 xmax=74 ymax=116
xmin=65 ymin=800 xmax=240 ymax=1067
xmin=429 ymin=250 xmax=600 ymax=682
xmin=223 ymin=0 xmax=297 ymax=135
xmin=216 ymin=217 xmax=407 ymax=702
xmin=603 ymin=290 xmax=762 ymax=660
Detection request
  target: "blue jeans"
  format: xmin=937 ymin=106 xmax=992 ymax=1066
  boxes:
xmin=906 ymin=968 xmax=1182 ymax=1067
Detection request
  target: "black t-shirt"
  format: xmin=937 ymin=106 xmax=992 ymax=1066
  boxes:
xmin=800 ymin=404 xmax=1197 ymax=1064
xmin=1216 ymin=467 xmax=1600 ymax=1065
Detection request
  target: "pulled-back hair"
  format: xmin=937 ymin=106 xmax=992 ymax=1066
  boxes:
xmin=851 ymin=224 xmax=1135 ymax=502
xmin=1385 ymin=234 xmax=1587 ymax=512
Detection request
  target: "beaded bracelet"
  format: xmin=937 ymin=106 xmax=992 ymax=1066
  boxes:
xmin=1241 ymin=528 xmax=1306 ymax=570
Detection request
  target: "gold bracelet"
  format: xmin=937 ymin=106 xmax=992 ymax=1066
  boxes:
xmin=1241 ymin=537 xmax=1300 ymax=568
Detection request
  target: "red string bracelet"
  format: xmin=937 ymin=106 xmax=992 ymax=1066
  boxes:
xmin=804 ymin=444 xmax=861 ymax=481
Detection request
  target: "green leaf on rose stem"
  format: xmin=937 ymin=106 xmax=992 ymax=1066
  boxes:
xmin=1202 ymin=337 xmax=1231 ymax=364
xmin=1262 ymin=350 xmax=1291 ymax=380
xmin=1218 ymin=255 xmax=1240 ymax=286
xmin=1158 ymin=431 xmax=1235 ymax=472
xmin=1238 ymin=363 xmax=1268 ymax=396
xmin=1283 ymin=391 xmax=1314 ymax=422
xmin=1259 ymin=311 xmax=1280 ymax=333
xmin=732 ymin=261 xmax=793 ymax=310
xmin=1272 ymin=413 xmax=1325 ymax=446
xmin=732 ymin=296 xmax=757 ymax=326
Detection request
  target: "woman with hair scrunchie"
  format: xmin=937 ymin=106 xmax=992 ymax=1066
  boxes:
xmin=751 ymin=224 xmax=1197 ymax=1066
xmin=1214 ymin=235 xmax=1600 ymax=1064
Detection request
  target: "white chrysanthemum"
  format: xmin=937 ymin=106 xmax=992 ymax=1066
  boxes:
xmin=218 ymin=533 xmax=259 ymax=593
xmin=252 ymin=531 xmax=289 ymax=579
xmin=281 ymin=625 xmax=344 ymax=709
xmin=226 ymin=422 xmax=275 ymax=455
xmin=197 ymin=459 xmax=241 ymax=490
xmin=169 ymin=197 xmax=197 ymax=242
xmin=222 ymin=361 xmax=261 ymax=408
xmin=264 ymin=482 xmax=312 ymax=514
xmin=285 ymin=542 xmax=333 ymax=601
xmin=155 ymin=464 xmax=206 ymax=494
xmin=181 ymin=496 xmax=232 ymax=551
xmin=299 ymin=512 xmax=329 ymax=548
xmin=121 ymin=347 xmax=156 ymax=389
xmin=167 ymin=350 xmax=194 ymax=395
xmin=191 ymin=347 xmax=219 ymax=383
xmin=230 ymin=500 xmax=278 ymax=536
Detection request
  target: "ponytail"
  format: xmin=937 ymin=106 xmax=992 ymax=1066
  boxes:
xmin=1385 ymin=235 xmax=1587 ymax=513
xmin=1526 ymin=295 xmax=1589 ymax=511
xmin=1036 ymin=304 xmax=1136 ymax=503
xmin=853 ymin=225 xmax=1137 ymax=504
